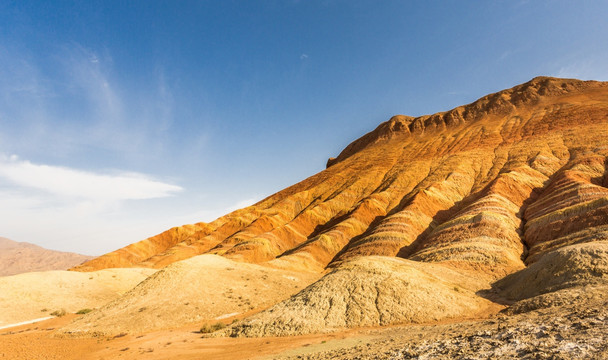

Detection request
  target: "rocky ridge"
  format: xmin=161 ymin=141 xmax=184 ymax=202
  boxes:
xmin=70 ymin=77 xmax=608 ymax=337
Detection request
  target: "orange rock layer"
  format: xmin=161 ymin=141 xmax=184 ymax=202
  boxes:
xmin=73 ymin=77 xmax=608 ymax=279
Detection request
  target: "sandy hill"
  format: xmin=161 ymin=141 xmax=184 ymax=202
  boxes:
xmin=0 ymin=267 xmax=155 ymax=327
xmin=66 ymin=76 xmax=608 ymax=336
xmin=62 ymin=254 xmax=319 ymax=336
xmin=0 ymin=237 xmax=93 ymax=276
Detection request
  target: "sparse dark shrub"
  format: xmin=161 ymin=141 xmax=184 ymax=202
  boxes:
xmin=76 ymin=308 xmax=93 ymax=315
xmin=50 ymin=309 xmax=66 ymax=317
xmin=200 ymin=322 xmax=225 ymax=333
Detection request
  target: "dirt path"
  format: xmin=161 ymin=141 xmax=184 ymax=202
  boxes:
xmin=0 ymin=317 xmax=53 ymax=330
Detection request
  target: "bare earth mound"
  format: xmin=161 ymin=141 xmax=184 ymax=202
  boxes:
xmin=0 ymin=268 xmax=154 ymax=327
xmin=226 ymin=256 xmax=497 ymax=337
xmin=0 ymin=237 xmax=93 ymax=276
xmin=271 ymin=287 xmax=608 ymax=360
xmin=61 ymin=254 xmax=320 ymax=336
xmin=493 ymin=242 xmax=608 ymax=316
xmin=495 ymin=241 xmax=608 ymax=301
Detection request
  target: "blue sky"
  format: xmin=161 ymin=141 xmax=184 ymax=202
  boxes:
xmin=1 ymin=1 xmax=607 ymax=255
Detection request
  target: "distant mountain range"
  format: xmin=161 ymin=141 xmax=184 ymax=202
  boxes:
xmin=0 ymin=237 xmax=93 ymax=276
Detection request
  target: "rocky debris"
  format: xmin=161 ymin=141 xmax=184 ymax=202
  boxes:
xmin=273 ymin=286 xmax=608 ymax=359
xmin=495 ymin=242 xmax=608 ymax=301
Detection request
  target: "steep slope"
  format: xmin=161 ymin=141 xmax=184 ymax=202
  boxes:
xmin=0 ymin=237 xmax=93 ymax=276
xmin=69 ymin=77 xmax=608 ymax=335
xmin=74 ymin=77 xmax=608 ymax=276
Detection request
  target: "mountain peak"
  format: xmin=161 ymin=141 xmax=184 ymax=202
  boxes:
xmin=73 ymin=76 xmax=608 ymax=285
xmin=327 ymin=77 xmax=605 ymax=168
xmin=62 ymin=76 xmax=608 ymax=338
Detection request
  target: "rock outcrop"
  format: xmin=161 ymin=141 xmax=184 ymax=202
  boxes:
xmin=71 ymin=76 xmax=608 ymax=335
xmin=74 ymin=77 xmax=608 ymax=276
xmin=495 ymin=242 xmax=608 ymax=301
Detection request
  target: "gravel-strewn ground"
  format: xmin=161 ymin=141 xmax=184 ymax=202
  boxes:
xmin=273 ymin=288 xmax=608 ymax=360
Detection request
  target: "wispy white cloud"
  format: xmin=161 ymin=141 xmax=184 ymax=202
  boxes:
xmin=59 ymin=45 xmax=126 ymax=138
xmin=0 ymin=187 xmax=167 ymax=255
xmin=0 ymin=154 xmax=182 ymax=201
xmin=0 ymin=42 xmax=180 ymax=161
xmin=553 ymin=60 xmax=608 ymax=81
xmin=0 ymin=43 xmax=201 ymax=255
xmin=0 ymin=44 xmax=121 ymax=157
xmin=0 ymin=154 xmax=184 ymax=254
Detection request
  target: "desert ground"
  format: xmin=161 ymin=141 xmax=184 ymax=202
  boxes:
xmin=2 ymin=284 xmax=608 ymax=359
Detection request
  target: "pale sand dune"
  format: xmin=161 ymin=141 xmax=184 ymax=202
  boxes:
xmin=0 ymin=268 xmax=155 ymax=326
